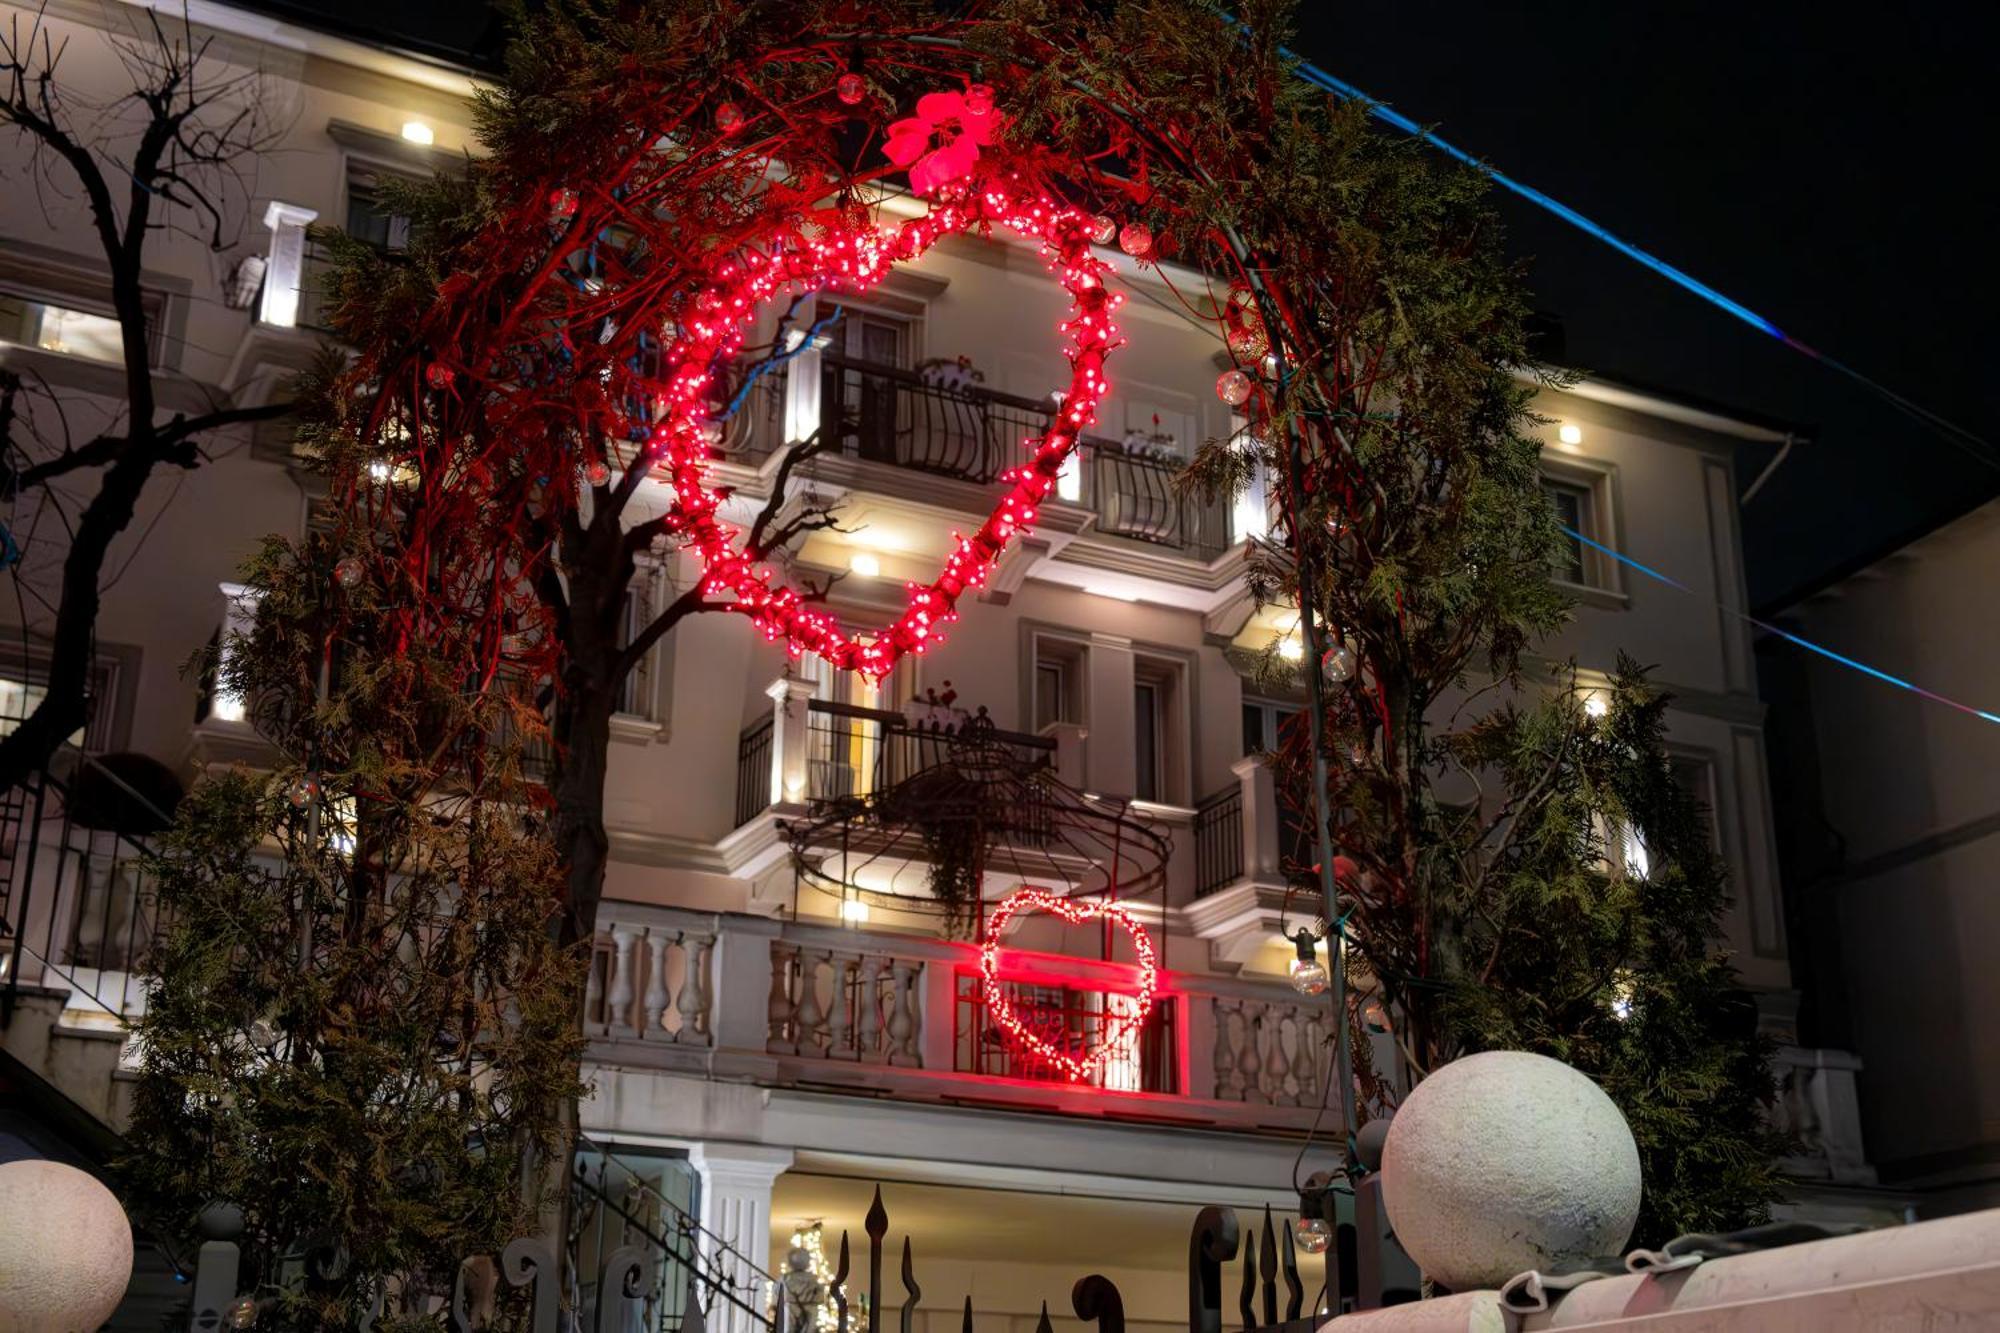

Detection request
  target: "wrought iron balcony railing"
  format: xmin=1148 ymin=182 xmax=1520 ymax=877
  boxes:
xmin=719 ymin=353 xmax=1233 ymax=559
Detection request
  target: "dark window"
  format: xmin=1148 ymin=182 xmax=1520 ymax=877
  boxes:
xmin=1134 ymin=681 xmax=1161 ymax=803
xmin=346 ymin=178 xmax=411 ymax=251
xmin=1542 ymin=479 xmax=1590 ymax=585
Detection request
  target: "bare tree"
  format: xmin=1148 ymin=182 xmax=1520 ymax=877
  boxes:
xmin=0 ymin=6 xmax=291 ymax=789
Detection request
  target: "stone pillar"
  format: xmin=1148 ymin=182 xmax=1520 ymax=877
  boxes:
xmin=258 ymin=201 xmax=319 ymax=328
xmin=690 ymin=1142 xmax=795 ymax=1333
xmin=766 ymin=674 xmax=819 ymax=806
xmin=1232 ymin=754 xmax=1281 ymax=882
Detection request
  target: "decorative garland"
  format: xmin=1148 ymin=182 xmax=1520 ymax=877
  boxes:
xmin=650 ymin=174 xmax=1124 ymax=680
xmin=980 ymin=888 xmax=1158 ymax=1083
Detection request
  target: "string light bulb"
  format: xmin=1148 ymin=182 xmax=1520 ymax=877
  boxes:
xmin=1216 ymin=369 xmax=1253 ymax=406
xmin=836 ymin=73 xmax=867 ymax=105
xmin=1295 ymin=1216 xmax=1332 ymax=1254
xmin=1288 ymin=928 xmax=1328 ymax=996
xmin=1118 ymin=221 xmax=1153 ymax=257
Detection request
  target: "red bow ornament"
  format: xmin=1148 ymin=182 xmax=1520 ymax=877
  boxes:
xmin=884 ymin=87 xmax=1001 ymax=196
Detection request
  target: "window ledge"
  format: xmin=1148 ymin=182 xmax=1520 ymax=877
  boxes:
xmin=1558 ymin=580 xmax=1631 ymax=612
xmin=611 ymin=713 xmax=666 ymax=745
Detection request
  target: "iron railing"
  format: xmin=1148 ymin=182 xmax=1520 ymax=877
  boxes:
xmin=735 ymin=715 xmax=775 ymax=825
xmin=1 ymin=750 xmax=170 ymax=1025
xmin=803 ymin=698 xmax=1053 ymax=802
xmin=953 ymin=970 xmax=1179 ymax=1093
xmin=570 ymin=1136 xmax=776 ymax=1333
xmin=1193 ymin=784 xmax=1245 ymax=898
xmin=736 ymin=699 xmax=1054 ymax=827
xmin=720 ymin=353 xmax=1232 ymax=559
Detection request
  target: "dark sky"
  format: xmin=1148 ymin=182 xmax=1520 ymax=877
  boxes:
xmin=248 ymin=1 xmax=1999 ymax=608
xmin=1294 ymin=3 xmax=2000 ymax=608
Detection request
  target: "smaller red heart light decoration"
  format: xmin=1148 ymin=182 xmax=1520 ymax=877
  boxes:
xmin=980 ymin=888 xmax=1158 ymax=1082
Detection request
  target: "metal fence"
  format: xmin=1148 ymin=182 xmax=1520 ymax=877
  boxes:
xmin=1193 ymin=784 xmax=1245 ymax=898
xmin=717 ymin=352 xmax=1232 ymax=560
xmin=736 ymin=700 xmax=1054 ymax=826
xmin=952 ymin=971 xmax=1179 ymax=1093
xmin=735 ymin=716 xmax=775 ymax=825
xmin=0 ymin=753 xmax=167 ymax=1025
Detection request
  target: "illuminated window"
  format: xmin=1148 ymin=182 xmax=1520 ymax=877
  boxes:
xmin=0 ymin=293 xmax=126 ymax=365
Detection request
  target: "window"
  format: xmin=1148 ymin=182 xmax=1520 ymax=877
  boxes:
xmin=1671 ymin=755 xmax=1722 ymax=853
xmin=1134 ymin=679 xmax=1162 ymax=803
xmin=1132 ymin=654 xmax=1188 ymax=805
xmin=1033 ymin=638 xmax=1085 ymax=732
xmin=0 ymin=294 xmax=125 ymax=365
xmin=1542 ymin=477 xmax=1592 ymax=586
xmin=1241 ymin=698 xmax=1298 ymax=756
xmin=1 ymin=651 xmax=119 ymax=752
xmin=612 ymin=562 xmax=674 ymax=727
xmin=345 ymin=173 xmax=412 ymax=251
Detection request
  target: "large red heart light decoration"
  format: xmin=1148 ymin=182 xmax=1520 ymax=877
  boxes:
xmin=980 ymin=888 xmax=1159 ymax=1083
xmin=648 ymin=179 xmax=1124 ymax=680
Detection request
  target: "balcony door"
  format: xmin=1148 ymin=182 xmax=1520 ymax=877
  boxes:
xmin=834 ymin=308 xmax=911 ymax=466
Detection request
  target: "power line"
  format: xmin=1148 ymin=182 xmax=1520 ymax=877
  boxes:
xmin=1229 ymin=16 xmax=2000 ymax=473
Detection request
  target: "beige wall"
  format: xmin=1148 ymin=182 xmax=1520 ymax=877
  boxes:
xmin=1784 ymin=501 xmax=2000 ymax=1193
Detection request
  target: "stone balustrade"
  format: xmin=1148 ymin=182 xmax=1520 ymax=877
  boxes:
xmin=587 ymin=903 xmax=1337 ymax=1131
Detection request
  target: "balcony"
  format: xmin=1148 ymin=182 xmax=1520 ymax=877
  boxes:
xmin=584 ymin=903 xmax=1337 ymax=1129
xmin=735 ymin=695 xmax=1054 ymax=827
xmin=719 ymin=353 xmax=1233 ymax=560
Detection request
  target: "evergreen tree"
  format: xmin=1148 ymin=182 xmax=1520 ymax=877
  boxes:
xmin=121 ymin=520 xmax=584 ymax=1327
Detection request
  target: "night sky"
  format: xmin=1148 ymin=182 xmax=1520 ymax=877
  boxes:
xmin=247 ymin=1 xmax=1999 ymax=608
xmin=1295 ymin=2 xmax=2000 ymax=608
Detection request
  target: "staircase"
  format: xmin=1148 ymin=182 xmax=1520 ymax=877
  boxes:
xmin=1 ymin=755 xmax=163 ymax=1133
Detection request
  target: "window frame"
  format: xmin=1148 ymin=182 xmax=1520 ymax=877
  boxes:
xmin=1539 ymin=449 xmax=1626 ymax=605
xmin=1132 ymin=652 xmax=1192 ymax=807
xmin=609 ymin=557 xmax=676 ymax=740
xmin=1030 ymin=634 xmax=1087 ymax=734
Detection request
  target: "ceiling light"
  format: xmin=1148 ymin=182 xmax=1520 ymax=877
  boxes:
xmin=849 ymin=552 xmax=880 ymax=578
xmin=840 ymin=899 xmax=870 ymax=923
xmin=1583 ymin=691 xmax=1609 ymax=718
xmin=1558 ymin=423 xmax=1583 ymax=446
xmin=401 ymin=121 xmax=434 ymax=146
xmin=1277 ymin=636 xmax=1304 ymax=662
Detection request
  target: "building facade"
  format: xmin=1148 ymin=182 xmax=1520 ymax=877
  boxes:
xmin=0 ymin=1 xmax=1891 ymax=1326
xmin=1764 ymin=498 xmax=2000 ymax=1219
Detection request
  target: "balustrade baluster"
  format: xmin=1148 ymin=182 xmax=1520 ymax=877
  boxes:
xmin=856 ymin=955 xmax=884 ymax=1061
xmin=1238 ymin=1007 xmax=1266 ymax=1105
xmin=887 ymin=960 xmax=919 ymax=1067
xmin=607 ymin=927 xmax=638 ymax=1038
xmin=1295 ymin=1011 xmax=1322 ymax=1106
xmin=585 ymin=933 xmax=606 ymax=1034
xmin=1266 ymin=1007 xmax=1292 ymax=1106
xmin=826 ymin=953 xmax=854 ymax=1058
xmin=768 ymin=943 xmax=800 ymax=1055
xmin=796 ymin=951 xmax=828 ymax=1055
xmin=642 ymin=932 xmax=671 ymax=1039
xmin=1213 ymin=1000 xmax=1242 ymax=1100
xmin=680 ymin=933 xmax=713 ymax=1043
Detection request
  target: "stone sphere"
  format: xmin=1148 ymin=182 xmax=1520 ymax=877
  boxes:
xmin=0 ymin=1159 xmax=134 ymax=1333
xmin=1380 ymin=1051 xmax=1640 ymax=1290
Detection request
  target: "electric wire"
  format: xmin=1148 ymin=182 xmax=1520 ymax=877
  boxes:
xmin=1223 ymin=14 xmax=2000 ymax=473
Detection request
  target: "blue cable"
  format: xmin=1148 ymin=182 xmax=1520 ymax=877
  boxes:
xmin=1566 ymin=525 xmax=2000 ymax=726
xmin=1222 ymin=14 xmax=1997 ymax=466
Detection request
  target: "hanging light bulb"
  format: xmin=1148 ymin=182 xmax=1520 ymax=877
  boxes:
xmin=585 ymin=458 xmax=612 ymax=486
xmin=836 ymin=72 xmax=867 ymax=105
xmin=1215 ymin=369 xmax=1253 ymax=406
xmin=334 ymin=557 xmax=365 ymax=589
xmin=1289 ymin=929 xmax=1328 ymax=996
xmin=964 ymin=83 xmax=995 ymax=116
xmin=715 ymin=102 xmax=744 ymax=133
xmin=1321 ymin=643 xmax=1356 ymax=684
xmin=1118 ymin=221 xmax=1153 ymax=257
xmin=1295 ymin=1215 xmax=1332 ymax=1254
xmin=1227 ymin=323 xmax=1268 ymax=360
xmin=1089 ymin=214 xmax=1117 ymax=245
xmin=287 ymin=775 xmax=319 ymax=809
